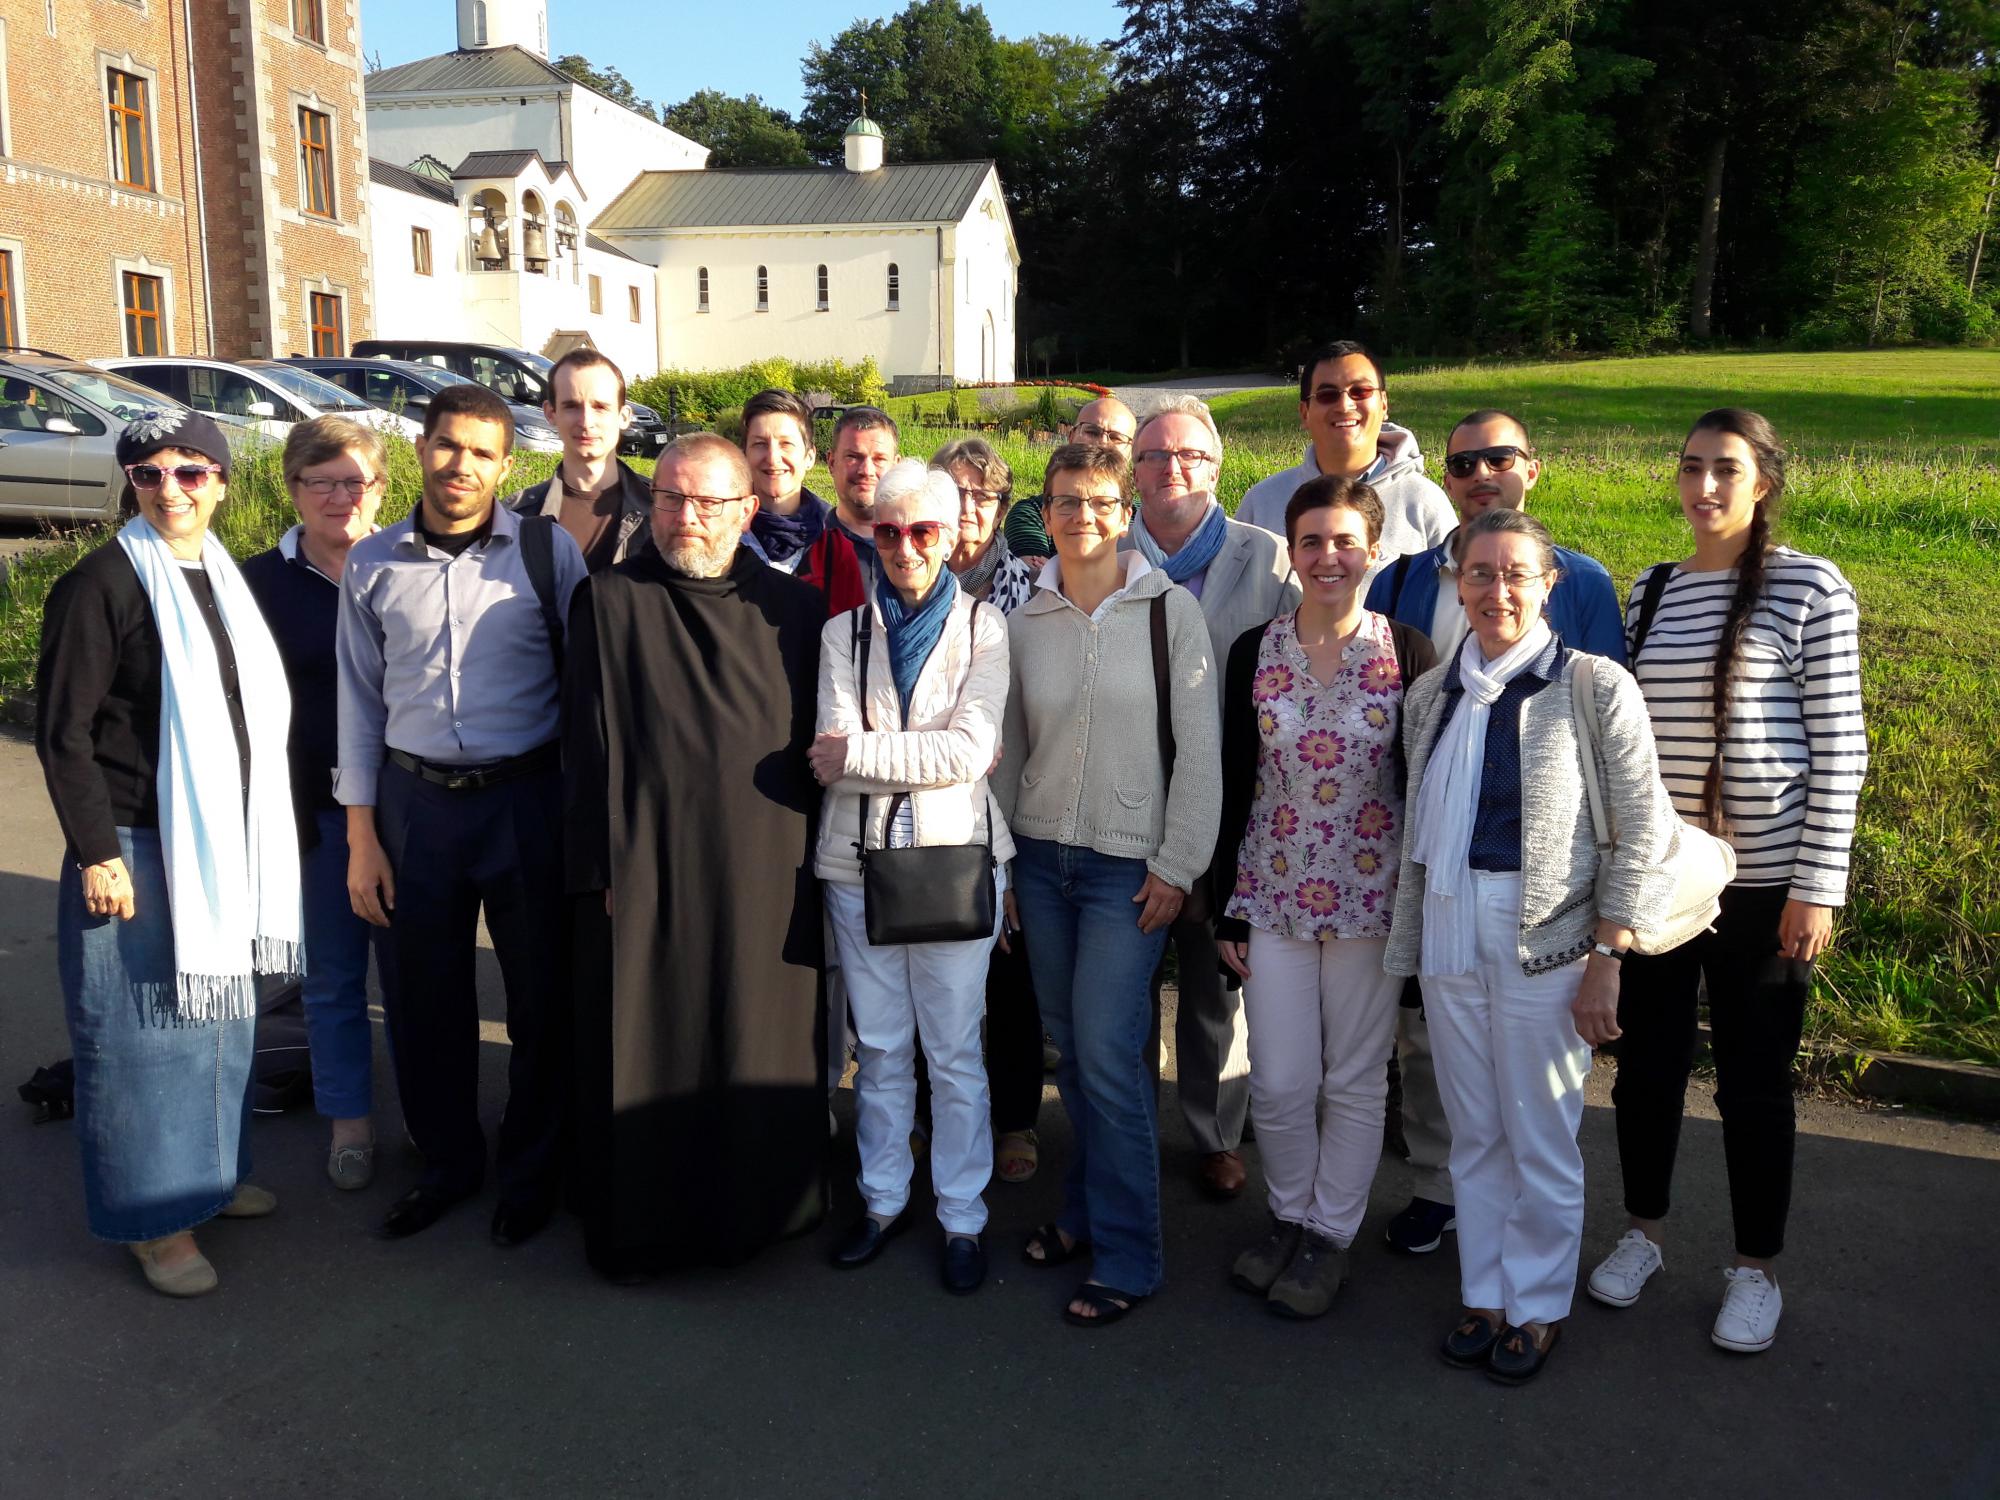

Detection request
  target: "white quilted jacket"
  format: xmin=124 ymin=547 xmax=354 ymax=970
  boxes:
xmin=813 ymin=589 xmax=1016 ymax=884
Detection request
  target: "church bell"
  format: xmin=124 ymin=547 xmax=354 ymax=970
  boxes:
xmin=522 ymin=219 xmax=549 ymax=270
xmin=475 ymin=211 xmax=504 ymax=268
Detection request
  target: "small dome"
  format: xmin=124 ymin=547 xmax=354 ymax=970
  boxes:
xmin=844 ymin=114 xmax=884 ymax=139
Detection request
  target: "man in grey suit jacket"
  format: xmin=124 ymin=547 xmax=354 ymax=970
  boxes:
xmin=1126 ymin=395 xmax=1301 ymax=1198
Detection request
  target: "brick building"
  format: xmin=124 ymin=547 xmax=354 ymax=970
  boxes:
xmin=0 ymin=0 xmax=372 ymax=361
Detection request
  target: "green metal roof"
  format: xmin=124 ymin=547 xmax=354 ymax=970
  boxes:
xmin=594 ymin=161 xmax=995 ymax=232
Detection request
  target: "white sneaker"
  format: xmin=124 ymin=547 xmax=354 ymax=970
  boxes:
xmin=1711 ymin=1266 xmax=1782 ymax=1353
xmin=1586 ymin=1229 xmax=1664 ymax=1308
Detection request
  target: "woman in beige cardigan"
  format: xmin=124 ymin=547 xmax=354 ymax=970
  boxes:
xmin=810 ymin=459 xmax=1013 ymax=1296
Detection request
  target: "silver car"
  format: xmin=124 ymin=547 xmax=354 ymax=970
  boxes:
xmin=0 ymin=352 xmax=192 ymax=521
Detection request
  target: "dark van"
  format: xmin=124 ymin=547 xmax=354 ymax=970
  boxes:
xmin=349 ymin=340 xmax=552 ymax=406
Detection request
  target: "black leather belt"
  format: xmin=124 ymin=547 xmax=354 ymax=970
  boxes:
xmin=387 ymin=742 xmax=558 ymax=792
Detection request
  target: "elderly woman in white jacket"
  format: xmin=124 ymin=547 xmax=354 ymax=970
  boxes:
xmin=809 ymin=458 xmax=1014 ymax=1296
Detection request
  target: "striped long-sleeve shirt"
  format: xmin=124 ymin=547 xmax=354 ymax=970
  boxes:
xmin=1625 ymin=548 xmax=1866 ymax=905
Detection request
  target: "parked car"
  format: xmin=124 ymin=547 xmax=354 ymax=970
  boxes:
xmin=0 ymin=348 xmax=195 ymax=520
xmin=351 ymin=339 xmax=665 ymax=455
xmin=94 ymin=356 xmax=423 ymax=443
xmin=281 ymin=356 xmax=561 ymax=452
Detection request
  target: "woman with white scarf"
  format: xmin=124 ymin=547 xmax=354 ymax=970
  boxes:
xmin=35 ymin=409 xmax=302 ymax=1297
xmin=1386 ymin=509 xmax=1678 ymax=1383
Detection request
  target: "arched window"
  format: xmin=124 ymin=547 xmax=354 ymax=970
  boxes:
xmin=816 ymin=264 xmax=829 ymax=311
xmin=697 ymin=266 xmax=709 ymax=312
xmin=887 ymin=262 xmax=900 ymax=311
xmin=472 ymin=1 xmax=488 ymax=46
xmin=755 ymin=265 xmax=768 ymax=312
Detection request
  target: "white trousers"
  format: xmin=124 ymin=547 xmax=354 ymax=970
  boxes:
xmin=1421 ymin=872 xmax=1592 ymax=1327
xmin=824 ymin=878 xmax=996 ymax=1236
xmin=1242 ymin=930 xmax=1402 ymax=1246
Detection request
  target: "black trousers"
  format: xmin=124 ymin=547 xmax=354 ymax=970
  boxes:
xmin=1610 ymin=884 xmax=1811 ymax=1258
xmin=985 ymin=929 xmax=1043 ymax=1135
xmin=376 ymin=758 xmax=569 ymax=1208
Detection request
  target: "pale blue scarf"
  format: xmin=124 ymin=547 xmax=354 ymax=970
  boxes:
xmin=1130 ymin=498 xmax=1228 ymax=584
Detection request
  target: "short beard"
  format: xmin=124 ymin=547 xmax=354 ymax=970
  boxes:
xmin=663 ymin=532 xmax=738 ymax=579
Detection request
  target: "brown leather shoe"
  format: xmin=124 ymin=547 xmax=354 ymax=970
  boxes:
xmin=1199 ymin=1149 xmax=1246 ymax=1199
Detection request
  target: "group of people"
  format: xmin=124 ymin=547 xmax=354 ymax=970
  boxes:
xmin=35 ymin=338 xmax=1866 ymax=1384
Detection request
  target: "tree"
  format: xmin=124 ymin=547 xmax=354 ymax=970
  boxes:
xmin=664 ymin=91 xmax=813 ymax=168
xmin=798 ymin=0 xmax=1000 ymax=163
xmin=552 ymin=54 xmax=658 ymax=121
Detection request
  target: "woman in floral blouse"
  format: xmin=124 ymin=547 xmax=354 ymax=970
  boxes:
xmin=1212 ymin=474 xmax=1435 ymax=1319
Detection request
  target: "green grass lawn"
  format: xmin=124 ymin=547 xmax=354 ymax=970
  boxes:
xmin=3 ymin=350 xmax=1995 ymax=1062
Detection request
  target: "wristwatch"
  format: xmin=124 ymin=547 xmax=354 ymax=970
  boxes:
xmin=1590 ymin=941 xmax=1626 ymax=963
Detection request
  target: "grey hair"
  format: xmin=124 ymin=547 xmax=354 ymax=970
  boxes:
xmin=1453 ymin=507 xmax=1562 ymax=577
xmin=1136 ymin=393 xmax=1224 ymax=462
xmin=930 ymin=436 xmax=1013 ymax=506
xmin=873 ymin=456 xmax=959 ymax=528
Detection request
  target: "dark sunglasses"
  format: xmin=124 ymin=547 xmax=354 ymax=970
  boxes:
xmin=1444 ymin=445 xmax=1529 ymax=479
xmin=126 ymin=462 xmax=223 ymax=490
xmin=873 ymin=520 xmax=946 ymax=549
xmin=1309 ymin=384 xmax=1382 ymax=407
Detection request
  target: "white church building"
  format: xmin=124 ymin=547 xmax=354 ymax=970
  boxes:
xmin=363 ymin=0 xmax=1019 ymax=386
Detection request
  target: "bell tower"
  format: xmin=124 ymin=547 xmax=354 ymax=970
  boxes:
xmin=457 ymin=0 xmax=549 ymax=57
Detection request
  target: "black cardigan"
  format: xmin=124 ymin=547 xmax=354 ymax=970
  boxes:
xmin=1211 ymin=615 xmax=1437 ymax=944
xmin=240 ymin=542 xmax=341 ymax=834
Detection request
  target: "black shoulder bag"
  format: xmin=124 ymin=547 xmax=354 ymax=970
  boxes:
xmin=1150 ymin=593 xmax=1213 ymax=924
xmin=850 ymin=608 xmax=998 ymax=945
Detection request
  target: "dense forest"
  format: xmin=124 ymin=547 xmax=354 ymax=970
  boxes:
xmin=561 ymin=0 xmax=2000 ymax=371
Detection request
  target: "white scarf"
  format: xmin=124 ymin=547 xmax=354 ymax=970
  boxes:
xmin=1410 ymin=620 xmax=1553 ymax=977
xmin=117 ymin=518 xmax=303 ymax=1019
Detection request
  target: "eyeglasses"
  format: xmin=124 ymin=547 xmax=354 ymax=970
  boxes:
xmin=1309 ymin=384 xmax=1382 ymax=407
xmin=1459 ymin=565 xmax=1549 ymax=590
xmin=126 ymin=463 xmax=223 ymax=491
xmin=1072 ymin=422 xmax=1134 ymax=447
xmin=873 ymin=521 xmax=946 ymax=549
xmin=294 ymin=475 xmax=382 ymax=498
xmin=956 ymin=485 xmax=1005 ymax=508
xmin=1444 ymin=446 xmax=1530 ymax=479
xmin=1134 ymin=448 xmax=1216 ymax=471
xmin=1045 ymin=495 xmax=1126 ymax=521
xmin=648 ymin=490 xmax=747 ymax=516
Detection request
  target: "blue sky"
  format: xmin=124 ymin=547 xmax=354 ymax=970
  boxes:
xmin=358 ymin=2 xmax=1129 ymax=116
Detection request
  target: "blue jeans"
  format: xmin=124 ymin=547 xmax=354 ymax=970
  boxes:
xmin=301 ymin=806 xmax=380 ymax=1119
xmin=1011 ymin=836 xmax=1170 ymax=1296
xmin=56 ymin=827 xmax=253 ymax=1242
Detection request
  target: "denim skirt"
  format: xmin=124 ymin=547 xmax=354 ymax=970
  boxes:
xmin=56 ymin=827 xmax=254 ymax=1242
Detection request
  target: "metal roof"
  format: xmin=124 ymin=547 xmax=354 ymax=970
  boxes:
xmin=452 ymin=149 xmax=577 ymax=184
xmin=584 ymin=233 xmax=640 ymax=264
xmin=365 ymin=46 xmax=572 ymax=96
xmin=370 ymin=157 xmax=456 ymax=204
xmin=593 ymin=161 xmax=995 ymax=232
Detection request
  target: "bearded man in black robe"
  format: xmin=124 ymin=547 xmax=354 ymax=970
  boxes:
xmin=563 ymin=432 xmax=827 ymax=1281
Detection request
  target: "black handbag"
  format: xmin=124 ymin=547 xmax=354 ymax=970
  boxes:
xmin=850 ymin=608 xmax=997 ymax=945
xmin=1150 ymin=593 xmax=1212 ymax=924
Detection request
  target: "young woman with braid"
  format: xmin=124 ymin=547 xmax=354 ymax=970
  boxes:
xmin=1586 ymin=409 xmax=1867 ymax=1354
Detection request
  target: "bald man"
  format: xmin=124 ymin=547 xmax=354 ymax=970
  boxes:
xmin=1064 ymin=396 xmax=1138 ymax=459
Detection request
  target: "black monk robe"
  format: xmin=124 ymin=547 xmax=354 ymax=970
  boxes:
xmin=563 ymin=548 xmax=828 ymax=1275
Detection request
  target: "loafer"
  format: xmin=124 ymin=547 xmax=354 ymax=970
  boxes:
xmin=490 ymin=1199 xmax=554 ymax=1248
xmin=1198 ymin=1149 xmax=1247 ymax=1200
xmin=377 ymin=1184 xmax=473 ymax=1241
xmin=131 ymin=1236 xmax=218 ymax=1297
xmin=1441 ymin=1310 xmax=1504 ymax=1367
xmin=216 ymin=1183 xmax=278 ymax=1219
xmin=327 ymin=1144 xmax=376 ymax=1192
xmin=941 ymin=1235 xmax=985 ymax=1294
xmin=829 ymin=1212 xmax=907 ymax=1269
xmin=1487 ymin=1321 xmax=1562 ymax=1385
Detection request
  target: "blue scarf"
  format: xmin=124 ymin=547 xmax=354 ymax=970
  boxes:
xmin=1130 ymin=498 xmax=1228 ymax=584
xmin=875 ymin=567 xmax=959 ymax=725
xmin=748 ymin=489 xmax=829 ymax=565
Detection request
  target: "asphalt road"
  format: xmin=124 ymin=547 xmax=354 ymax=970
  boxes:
xmin=2 ymin=726 xmax=1996 ymax=1499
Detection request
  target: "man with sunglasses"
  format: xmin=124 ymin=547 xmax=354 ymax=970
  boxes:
xmin=1358 ymin=407 xmax=1625 ymax=1259
xmin=1237 ymin=340 xmax=1454 ymax=576
xmin=562 ymin=433 xmax=829 ymax=1281
xmin=336 ymin=382 xmax=587 ymax=1248
xmin=1063 ymin=395 xmax=1138 ymax=456
xmin=1127 ymin=395 xmax=1299 ymax=1201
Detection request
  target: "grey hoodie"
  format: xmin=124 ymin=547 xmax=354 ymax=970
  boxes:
xmin=1235 ymin=422 xmax=1456 ymax=576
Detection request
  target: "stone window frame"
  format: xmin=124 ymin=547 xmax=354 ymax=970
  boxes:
xmin=114 ymin=256 xmax=175 ymax=356
xmin=101 ymin=52 xmax=162 ymax=195
xmin=301 ymin=274 xmax=350 ymax=359
xmin=0 ymin=236 xmax=27 ymax=348
xmin=0 ymin=16 xmax=13 ymax=159
xmin=292 ymin=0 xmax=328 ymax=47
xmin=297 ymin=100 xmax=337 ymax=219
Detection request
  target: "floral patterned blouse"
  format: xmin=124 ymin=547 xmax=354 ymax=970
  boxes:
xmin=1224 ymin=610 xmax=1409 ymax=942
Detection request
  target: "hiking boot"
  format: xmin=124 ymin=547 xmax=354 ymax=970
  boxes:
xmin=1267 ymin=1229 xmax=1348 ymax=1319
xmin=1230 ymin=1216 xmax=1303 ymax=1294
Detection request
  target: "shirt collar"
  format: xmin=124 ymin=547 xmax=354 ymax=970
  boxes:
xmin=1034 ymin=549 xmax=1153 ymax=598
xmin=1442 ymin=634 xmax=1564 ymax=697
xmin=398 ymin=498 xmax=515 ymax=554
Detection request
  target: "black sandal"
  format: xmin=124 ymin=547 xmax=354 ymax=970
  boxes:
xmin=1063 ymin=1283 xmax=1147 ymax=1328
xmin=1021 ymin=1222 xmax=1089 ymax=1268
